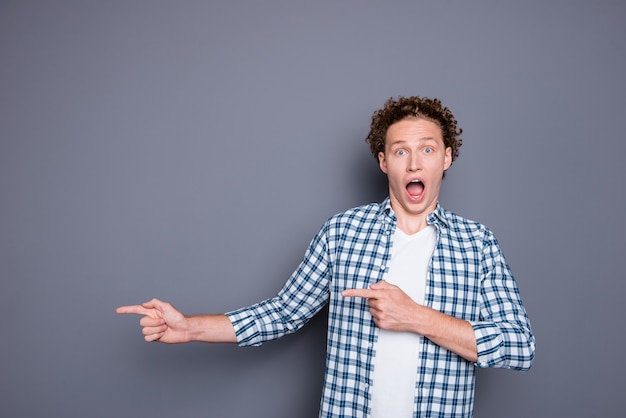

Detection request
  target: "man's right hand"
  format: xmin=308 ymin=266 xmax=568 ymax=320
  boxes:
xmin=116 ymin=298 xmax=189 ymax=343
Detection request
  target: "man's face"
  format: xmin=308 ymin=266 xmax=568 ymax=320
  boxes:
xmin=378 ymin=118 xmax=452 ymax=226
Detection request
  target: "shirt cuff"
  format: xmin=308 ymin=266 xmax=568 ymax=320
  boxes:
xmin=470 ymin=321 xmax=503 ymax=368
xmin=225 ymin=307 xmax=263 ymax=347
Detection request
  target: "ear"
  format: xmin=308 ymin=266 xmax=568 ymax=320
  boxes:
xmin=443 ymin=147 xmax=452 ymax=171
xmin=378 ymin=151 xmax=388 ymax=174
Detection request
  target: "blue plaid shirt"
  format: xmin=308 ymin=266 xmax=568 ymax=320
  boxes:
xmin=227 ymin=199 xmax=535 ymax=417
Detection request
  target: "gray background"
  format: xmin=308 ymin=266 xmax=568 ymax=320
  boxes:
xmin=1 ymin=1 xmax=624 ymax=417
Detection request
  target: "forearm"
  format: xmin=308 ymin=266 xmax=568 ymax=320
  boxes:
xmin=184 ymin=313 xmax=237 ymax=344
xmin=413 ymin=306 xmax=478 ymax=363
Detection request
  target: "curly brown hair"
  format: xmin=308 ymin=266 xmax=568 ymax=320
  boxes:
xmin=366 ymin=96 xmax=463 ymax=164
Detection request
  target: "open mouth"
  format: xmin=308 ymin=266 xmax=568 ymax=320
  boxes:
xmin=406 ymin=180 xmax=424 ymax=199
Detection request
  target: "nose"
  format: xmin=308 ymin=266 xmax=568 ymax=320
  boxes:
xmin=408 ymin=153 xmax=421 ymax=171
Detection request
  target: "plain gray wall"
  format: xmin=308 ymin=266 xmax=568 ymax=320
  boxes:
xmin=1 ymin=1 xmax=625 ymax=417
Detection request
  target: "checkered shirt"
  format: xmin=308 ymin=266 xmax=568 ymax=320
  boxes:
xmin=227 ymin=198 xmax=535 ymax=417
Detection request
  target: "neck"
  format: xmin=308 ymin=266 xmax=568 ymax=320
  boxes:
xmin=395 ymin=215 xmax=429 ymax=235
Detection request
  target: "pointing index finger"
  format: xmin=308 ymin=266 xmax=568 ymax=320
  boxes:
xmin=116 ymin=305 xmax=151 ymax=316
xmin=341 ymin=288 xmax=378 ymax=299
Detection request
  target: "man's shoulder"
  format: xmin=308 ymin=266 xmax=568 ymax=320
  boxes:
xmin=436 ymin=206 xmax=495 ymax=240
xmin=328 ymin=201 xmax=384 ymax=222
xmin=438 ymin=206 xmax=480 ymax=225
xmin=320 ymin=201 xmax=386 ymax=234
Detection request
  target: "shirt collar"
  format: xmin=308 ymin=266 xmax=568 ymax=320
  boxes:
xmin=378 ymin=197 xmax=450 ymax=229
xmin=428 ymin=203 xmax=450 ymax=229
xmin=378 ymin=197 xmax=395 ymax=218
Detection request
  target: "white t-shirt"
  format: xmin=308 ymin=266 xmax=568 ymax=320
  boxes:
xmin=370 ymin=225 xmax=437 ymax=418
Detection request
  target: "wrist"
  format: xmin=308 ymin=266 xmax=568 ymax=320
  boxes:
xmin=182 ymin=314 xmax=237 ymax=344
xmin=409 ymin=304 xmax=435 ymax=336
xmin=183 ymin=314 xmax=200 ymax=343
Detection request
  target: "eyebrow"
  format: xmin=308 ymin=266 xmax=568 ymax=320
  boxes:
xmin=388 ymin=137 xmax=439 ymax=145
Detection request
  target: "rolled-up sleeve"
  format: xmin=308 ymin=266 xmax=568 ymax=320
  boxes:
xmin=226 ymin=222 xmax=332 ymax=347
xmin=470 ymin=232 xmax=535 ymax=370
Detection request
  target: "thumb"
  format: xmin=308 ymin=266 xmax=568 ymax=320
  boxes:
xmin=143 ymin=298 xmax=179 ymax=315
xmin=142 ymin=298 xmax=169 ymax=312
xmin=370 ymin=280 xmax=394 ymax=290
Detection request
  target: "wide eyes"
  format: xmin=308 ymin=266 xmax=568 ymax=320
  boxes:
xmin=394 ymin=147 xmax=434 ymax=156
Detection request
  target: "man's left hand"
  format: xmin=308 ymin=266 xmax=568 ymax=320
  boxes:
xmin=342 ymin=280 xmax=423 ymax=333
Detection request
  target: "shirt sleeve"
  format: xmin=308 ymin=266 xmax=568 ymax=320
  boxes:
xmin=469 ymin=231 xmax=535 ymax=371
xmin=226 ymin=222 xmax=332 ymax=347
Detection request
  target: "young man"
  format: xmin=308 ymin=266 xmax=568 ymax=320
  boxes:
xmin=117 ymin=96 xmax=535 ymax=417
